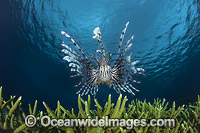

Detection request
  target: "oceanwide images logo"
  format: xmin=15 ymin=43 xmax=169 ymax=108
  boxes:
xmin=25 ymin=115 xmax=175 ymax=129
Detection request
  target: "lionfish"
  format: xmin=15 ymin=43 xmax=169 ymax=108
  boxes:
xmin=61 ymin=22 xmax=144 ymax=96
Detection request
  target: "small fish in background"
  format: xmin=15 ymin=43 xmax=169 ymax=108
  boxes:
xmin=61 ymin=22 xmax=144 ymax=97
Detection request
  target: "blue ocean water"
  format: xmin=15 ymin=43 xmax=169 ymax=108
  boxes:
xmin=0 ymin=0 xmax=200 ymax=111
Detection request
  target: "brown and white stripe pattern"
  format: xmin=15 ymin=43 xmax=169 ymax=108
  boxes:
xmin=61 ymin=22 xmax=144 ymax=97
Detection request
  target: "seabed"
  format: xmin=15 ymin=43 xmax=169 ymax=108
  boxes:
xmin=0 ymin=87 xmax=199 ymax=133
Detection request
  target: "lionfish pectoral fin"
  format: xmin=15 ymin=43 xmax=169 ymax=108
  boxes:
xmin=136 ymin=68 xmax=145 ymax=72
xmin=118 ymin=22 xmax=129 ymax=54
xmin=61 ymin=31 xmax=89 ymax=61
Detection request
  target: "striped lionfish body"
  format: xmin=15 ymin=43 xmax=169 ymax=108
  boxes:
xmin=61 ymin=22 xmax=144 ymax=96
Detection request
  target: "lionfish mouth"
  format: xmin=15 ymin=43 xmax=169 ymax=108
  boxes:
xmin=61 ymin=22 xmax=144 ymax=97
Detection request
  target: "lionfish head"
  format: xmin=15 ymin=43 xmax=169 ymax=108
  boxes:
xmin=97 ymin=56 xmax=112 ymax=87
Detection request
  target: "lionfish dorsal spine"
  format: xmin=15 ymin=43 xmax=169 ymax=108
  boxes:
xmin=93 ymin=27 xmax=105 ymax=56
xmin=91 ymin=54 xmax=99 ymax=65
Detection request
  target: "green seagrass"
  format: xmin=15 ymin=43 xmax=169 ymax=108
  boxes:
xmin=0 ymin=86 xmax=199 ymax=133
